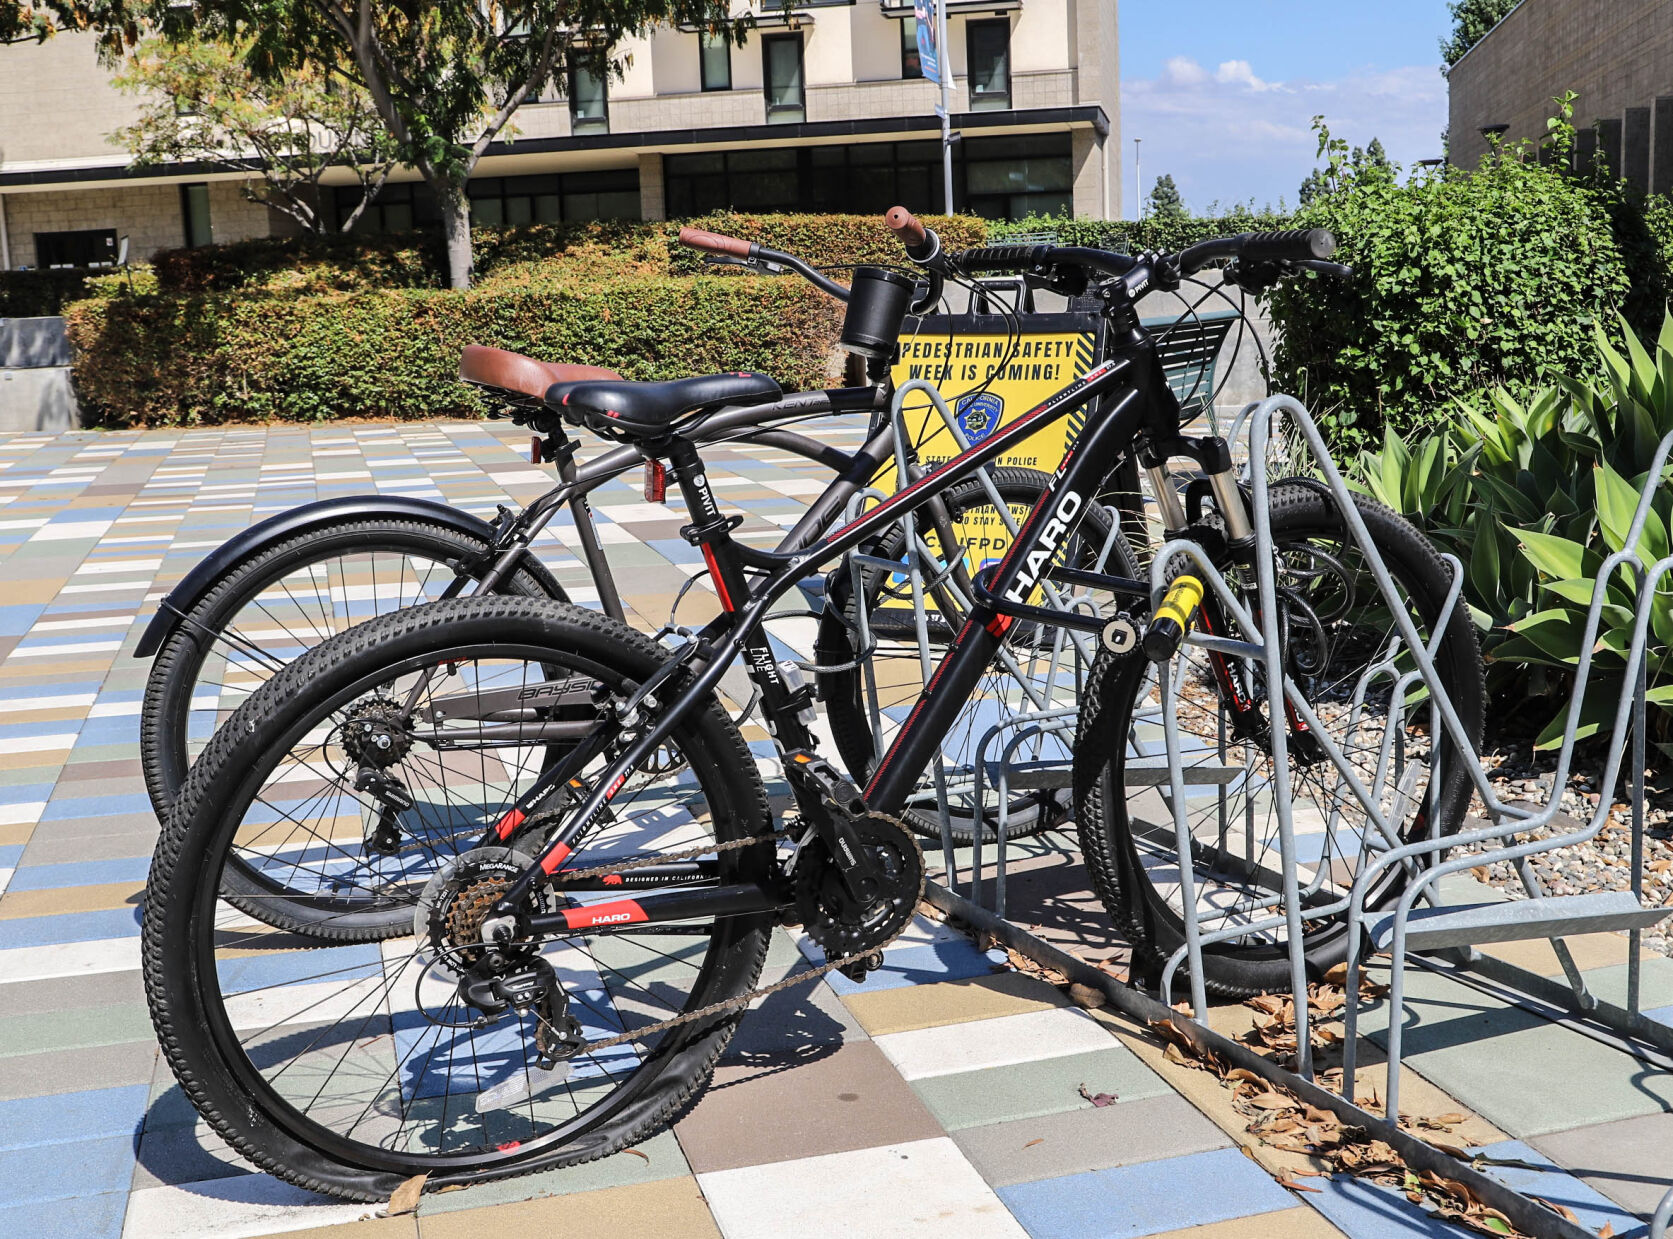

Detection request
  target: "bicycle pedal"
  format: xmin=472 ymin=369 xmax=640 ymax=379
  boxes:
xmin=838 ymin=952 xmax=885 ymax=983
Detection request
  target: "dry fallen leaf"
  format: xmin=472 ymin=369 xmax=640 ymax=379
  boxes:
xmin=1067 ymin=983 xmax=1104 ymax=1009
xmin=1077 ymin=1083 xmax=1119 ymax=1107
xmin=1023 ymin=1138 xmax=1044 ymax=1149
xmin=387 ymin=1173 xmax=427 ymax=1216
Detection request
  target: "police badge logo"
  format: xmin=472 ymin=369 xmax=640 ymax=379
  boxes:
xmin=955 ymin=391 xmax=1004 ymax=444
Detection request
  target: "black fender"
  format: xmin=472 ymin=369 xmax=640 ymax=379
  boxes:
xmin=133 ymin=494 xmax=567 ymax=659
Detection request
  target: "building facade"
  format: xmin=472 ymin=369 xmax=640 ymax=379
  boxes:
xmin=0 ymin=0 xmax=1118 ymax=270
xmin=1447 ymin=0 xmax=1673 ymax=189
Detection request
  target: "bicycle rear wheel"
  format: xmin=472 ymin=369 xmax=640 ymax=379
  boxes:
xmin=144 ymin=596 xmax=773 ymax=1200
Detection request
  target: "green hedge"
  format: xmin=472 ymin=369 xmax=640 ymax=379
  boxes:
xmin=65 ymin=275 xmax=845 ymax=427
xmin=988 ymin=206 xmax=1295 ymax=255
xmin=148 ymin=212 xmax=989 ymax=294
xmin=0 ymin=269 xmax=101 ymax=317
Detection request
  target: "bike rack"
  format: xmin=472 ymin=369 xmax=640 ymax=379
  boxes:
xmin=852 ymin=379 xmax=1128 ymax=891
xmin=925 ymin=393 xmax=1671 ymax=1237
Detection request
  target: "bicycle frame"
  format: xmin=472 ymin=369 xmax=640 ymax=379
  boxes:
xmin=480 ymin=340 xmax=1199 ymax=934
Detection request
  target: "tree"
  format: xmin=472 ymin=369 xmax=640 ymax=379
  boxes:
xmin=1439 ymin=0 xmax=1520 ymax=68
xmin=1 ymin=1 xmax=133 ymax=53
xmin=112 ymin=36 xmax=396 ymax=234
xmin=1147 ymin=174 xmax=1186 ymax=221
xmin=1300 ymin=133 xmax=1394 ymax=205
xmin=136 ymin=0 xmax=739 ymax=287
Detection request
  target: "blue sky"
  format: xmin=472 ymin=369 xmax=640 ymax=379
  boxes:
xmin=1119 ymin=1 xmax=1455 ymax=216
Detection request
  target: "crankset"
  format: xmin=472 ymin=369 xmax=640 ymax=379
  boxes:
xmin=795 ymin=812 xmax=924 ymax=972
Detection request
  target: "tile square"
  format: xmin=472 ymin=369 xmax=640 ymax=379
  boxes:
xmin=698 ymin=1137 xmax=1027 ymax=1239
xmin=995 ymin=1145 xmax=1299 ymax=1238
xmin=953 ymin=1093 xmax=1228 ymax=1188
xmin=912 ymin=1044 xmax=1172 ymax=1131
xmin=875 ymin=1006 xmax=1118 ymax=1080
xmin=676 ymin=1040 xmax=942 ymax=1174
xmin=1532 ymin=1112 xmax=1673 ymax=1220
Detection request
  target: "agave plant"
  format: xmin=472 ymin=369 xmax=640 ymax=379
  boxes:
xmin=1353 ymin=314 xmax=1673 ymax=748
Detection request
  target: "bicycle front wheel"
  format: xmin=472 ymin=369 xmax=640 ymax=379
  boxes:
xmin=144 ymin=596 xmax=773 ymax=1201
xmin=1074 ymin=484 xmax=1485 ymax=997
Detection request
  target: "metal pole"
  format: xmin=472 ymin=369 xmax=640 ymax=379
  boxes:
xmin=938 ymin=0 xmax=953 ymax=212
xmin=0 ymin=193 xmax=10 ymax=270
xmin=1134 ymin=138 xmax=1142 ymax=219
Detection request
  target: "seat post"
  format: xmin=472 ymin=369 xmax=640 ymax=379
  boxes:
xmin=664 ymin=436 xmax=749 ymax=614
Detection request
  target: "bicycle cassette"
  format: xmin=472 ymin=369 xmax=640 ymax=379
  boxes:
xmin=795 ymin=813 xmax=924 ymax=962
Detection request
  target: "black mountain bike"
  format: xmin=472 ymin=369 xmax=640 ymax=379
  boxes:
xmin=142 ymin=209 xmax=1482 ymax=1200
xmin=135 ymin=232 xmax=1133 ymax=856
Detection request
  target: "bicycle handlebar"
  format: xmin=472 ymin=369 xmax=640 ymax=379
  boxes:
xmin=678 ymin=226 xmax=755 ymax=259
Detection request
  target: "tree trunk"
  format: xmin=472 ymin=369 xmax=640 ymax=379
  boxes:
xmin=438 ymin=183 xmax=473 ymax=289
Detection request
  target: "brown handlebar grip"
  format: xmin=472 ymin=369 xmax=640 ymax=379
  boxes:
xmin=678 ymin=226 xmax=754 ymax=259
xmin=885 ymin=206 xmax=927 ymax=248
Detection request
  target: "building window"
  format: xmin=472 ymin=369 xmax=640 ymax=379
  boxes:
xmin=467 ymin=170 xmax=640 ymax=226
xmin=342 ymin=181 xmax=427 ymax=232
xmin=180 ymin=183 xmax=212 ymax=248
xmin=34 ymin=229 xmax=118 ymax=268
xmin=763 ymin=34 xmax=805 ymax=124
xmin=570 ymin=60 xmax=609 ymax=135
xmin=900 ymin=17 xmax=922 ymax=79
xmin=699 ymin=31 xmax=731 ymax=91
xmin=967 ymin=19 xmax=1011 ymax=112
xmin=962 ymin=135 xmax=1071 ymax=218
xmin=665 ymin=134 xmax=1067 ymax=220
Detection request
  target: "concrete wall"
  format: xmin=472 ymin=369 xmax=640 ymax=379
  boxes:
xmin=0 ymin=318 xmax=78 ymax=431
xmin=2 ymin=178 xmax=283 ymax=267
xmin=0 ymin=31 xmax=143 ymax=168
xmin=1448 ymin=0 xmax=1673 ymax=181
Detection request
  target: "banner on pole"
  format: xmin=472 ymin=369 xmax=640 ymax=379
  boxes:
xmin=914 ymin=0 xmax=942 ymax=87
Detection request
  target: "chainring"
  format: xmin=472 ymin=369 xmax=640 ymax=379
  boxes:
xmin=795 ymin=813 xmax=924 ymax=960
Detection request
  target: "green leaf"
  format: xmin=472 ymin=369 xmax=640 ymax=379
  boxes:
xmin=1517 ymin=528 xmax=1595 ymax=582
xmin=1534 ymin=678 xmax=1624 ymax=749
xmin=1594 ymin=461 xmax=1640 ymax=555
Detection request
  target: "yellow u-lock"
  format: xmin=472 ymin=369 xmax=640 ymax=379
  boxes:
xmin=1143 ymin=575 xmax=1205 ymax=662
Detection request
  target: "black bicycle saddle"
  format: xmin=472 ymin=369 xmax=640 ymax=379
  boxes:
xmin=543 ymin=371 xmax=783 ymax=441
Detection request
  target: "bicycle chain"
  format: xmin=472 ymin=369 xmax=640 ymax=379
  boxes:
xmin=542 ymin=812 xmax=918 ymax=1060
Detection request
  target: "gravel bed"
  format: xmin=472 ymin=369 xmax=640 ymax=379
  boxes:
xmin=1449 ymin=743 xmax=1673 ymax=959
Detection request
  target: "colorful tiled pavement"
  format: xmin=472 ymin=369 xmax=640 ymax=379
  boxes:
xmin=0 ymin=422 xmax=1663 ymax=1238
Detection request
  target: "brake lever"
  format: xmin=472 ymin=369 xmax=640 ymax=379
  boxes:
xmin=1296 ymin=258 xmax=1354 ymax=279
xmin=701 ymin=253 xmax=787 ymax=276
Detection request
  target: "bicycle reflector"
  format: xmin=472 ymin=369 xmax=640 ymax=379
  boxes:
xmin=644 ymin=460 xmax=668 ymax=504
xmin=1143 ymin=575 xmax=1204 ymax=663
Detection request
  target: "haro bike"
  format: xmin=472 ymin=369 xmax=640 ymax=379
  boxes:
xmin=135 ymin=228 xmax=1130 ymax=879
xmin=143 ymin=209 xmax=1482 ymax=1199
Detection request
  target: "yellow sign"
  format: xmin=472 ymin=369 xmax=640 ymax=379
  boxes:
xmin=871 ymin=321 xmax=1101 ymax=607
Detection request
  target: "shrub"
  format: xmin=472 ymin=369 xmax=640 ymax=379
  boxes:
xmin=662 ymin=212 xmax=987 ymax=275
xmin=988 ymin=205 xmax=1295 ymax=255
xmin=65 ymin=275 xmax=845 ymax=426
xmin=1354 ymin=314 xmax=1673 ymax=747
xmin=0 ymin=269 xmax=103 ymax=317
xmin=148 ymin=213 xmax=989 ymax=294
xmin=1264 ymin=124 xmax=1635 ymax=452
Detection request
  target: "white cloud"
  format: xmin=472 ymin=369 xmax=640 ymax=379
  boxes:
xmin=1161 ymin=56 xmax=1208 ymax=86
xmin=1121 ymin=61 xmax=1447 ymax=213
xmin=1213 ymin=59 xmax=1281 ymax=92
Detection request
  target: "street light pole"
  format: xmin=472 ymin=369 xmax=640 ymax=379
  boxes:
xmin=938 ymin=0 xmax=953 ymax=212
xmin=1134 ymin=138 xmax=1143 ymax=219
